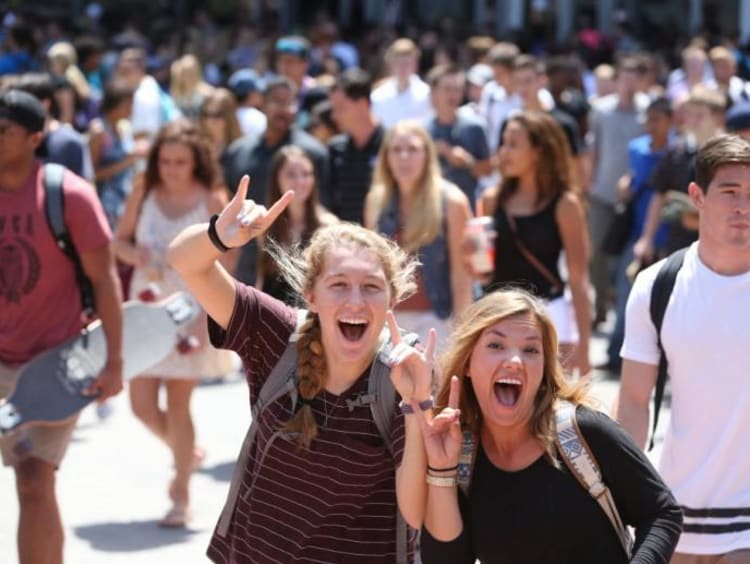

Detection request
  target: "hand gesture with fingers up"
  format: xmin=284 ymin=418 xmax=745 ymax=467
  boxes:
xmin=215 ymin=175 xmax=294 ymax=249
xmin=415 ymin=375 xmax=463 ymax=469
xmin=385 ymin=311 xmax=435 ymax=403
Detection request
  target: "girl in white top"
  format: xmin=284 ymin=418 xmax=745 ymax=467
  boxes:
xmin=114 ymin=119 xmax=230 ymax=527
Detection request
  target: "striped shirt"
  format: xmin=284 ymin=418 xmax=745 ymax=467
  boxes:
xmin=207 ymin=283 xmax=409 ymax=563
xmin=322 ymin=126 xmax=384 ymax=225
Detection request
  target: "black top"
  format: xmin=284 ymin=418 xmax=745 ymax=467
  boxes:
xmin=486 ymin=197 xmax=564 ymax=300
xmin=420 ymin=407 xmax=683 ymax=564
xmin=324 ymin=125 xmax=384 ymax=224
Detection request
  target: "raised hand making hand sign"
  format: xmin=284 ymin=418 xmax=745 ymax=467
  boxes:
xmin=214 ymin=175 xmax=295 ymax=249
xmin=384 ymin=311 xmax=436 ymax=404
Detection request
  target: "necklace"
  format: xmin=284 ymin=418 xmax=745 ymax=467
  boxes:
xmin=322 ymin=391 xmax=341 ymax=428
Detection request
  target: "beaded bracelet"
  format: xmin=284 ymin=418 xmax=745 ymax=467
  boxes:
xmin=425 ymin=473 xmax=458 ymax=487
xmin=398 ymin=397 xmax=434 ymax=414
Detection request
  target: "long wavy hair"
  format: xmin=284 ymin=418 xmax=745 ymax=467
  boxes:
xmin=367 ymin=121 xmax=444 ymax=252
xmin=258 ymin=146 xmax=327 ymax=282
xmin=436 ymin=288 xmax=593 ymax=466
xmin=267 ymin=223 xmax=419 ymax=448
xmin=143 ymin=118 xmax=219 ymax=193
xmin=497 ymin=110 xmax=575 ymax=208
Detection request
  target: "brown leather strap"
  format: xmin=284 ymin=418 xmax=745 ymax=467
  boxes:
xmin=503 ymin=209 xmax=564 ymax=293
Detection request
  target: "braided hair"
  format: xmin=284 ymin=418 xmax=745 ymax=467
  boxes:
xmin=272 ymin=223 xmax=419 ymax=448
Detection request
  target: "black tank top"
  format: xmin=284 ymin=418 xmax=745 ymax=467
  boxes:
xmin=486 ymin=195 xmax=564 ymax=300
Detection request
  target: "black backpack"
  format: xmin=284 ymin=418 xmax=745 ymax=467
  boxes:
xmin=647 ymin=247 xmax=688 ymax=450
xmin=42 ymin=163 xmax=96 ymax=318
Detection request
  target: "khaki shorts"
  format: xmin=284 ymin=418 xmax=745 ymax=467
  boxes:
xmin=671 ymin=550 xmax=750 ymax=564
xmin=0 ymin=361 xmax=79 ymax=468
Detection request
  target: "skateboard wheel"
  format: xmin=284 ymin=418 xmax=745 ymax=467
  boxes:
xmin=13 ymin=437 xmax=33 ymax=459
xmin=138 ymin=283 xmax=162 ymax=303
xmin=176 ymin=335 xmax=200 ymax=355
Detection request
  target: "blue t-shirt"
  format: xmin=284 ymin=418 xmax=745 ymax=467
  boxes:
xmin=628 ymin=134 xmax=668 ymax=246
xmin=425 ymin=114 xmax=489 ymax=208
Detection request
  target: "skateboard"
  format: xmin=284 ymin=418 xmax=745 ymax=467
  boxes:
xmin=0 ymin=292 xmax=199 ymax=439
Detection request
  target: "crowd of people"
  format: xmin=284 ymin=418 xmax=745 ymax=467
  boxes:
xmin=2 ymin=6 xmax=750 ymax=564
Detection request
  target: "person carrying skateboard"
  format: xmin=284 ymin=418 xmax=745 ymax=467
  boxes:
xmin=0 ymin=89 xmax=123 ymax=564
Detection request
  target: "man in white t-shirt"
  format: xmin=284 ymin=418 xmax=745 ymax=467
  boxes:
xmin=115 ymin=48 xmax=181 ymax=142
xmin=617 ymin=134 xmax=750 ymax=563
xmin=370 ymin=38 xmax=432 ymax=128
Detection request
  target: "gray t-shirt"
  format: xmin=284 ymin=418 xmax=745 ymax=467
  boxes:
xmin=425 ymin=114 xmax=489 ymax=207
xmin=588 ymin=94 xmax=647 ymax=205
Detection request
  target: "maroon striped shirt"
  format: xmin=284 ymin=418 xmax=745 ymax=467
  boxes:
xmin=207 ymin=283 xmax=410 ymax=563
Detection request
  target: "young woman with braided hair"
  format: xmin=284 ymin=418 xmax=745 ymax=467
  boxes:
xmin=168 ymin=175 xmax=436 ymax=563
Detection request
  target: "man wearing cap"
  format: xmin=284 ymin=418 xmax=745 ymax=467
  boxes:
xmin=274 ymin=36 xmax=315 ymax=102
xmin=228 ymin=69 xmax=267 ymax=143
xmin=726 ymin=101 xmax=750 ymax=141
xmin=14 ymin=71 xmax=95 ymax=182
xmin=0 ymin=89 xmax=123 ymax=564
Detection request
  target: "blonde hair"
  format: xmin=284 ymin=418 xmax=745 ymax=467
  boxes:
xmin=436 ymin=289 xmax=593 ymax=466
xmin=368 ymin=121 xmax=444 ymax=252
xmin=688 ymin=83 xmax=727 ymax=114
xmin=170 ymin=54 xmax=206 ymax=102
xmin=386 ymin=38 xmax=419 ymax=59
xmin=270 ymin=223 xmax=419 ymax=448
xmin=47 ymin=41 xmax=91 ymax=101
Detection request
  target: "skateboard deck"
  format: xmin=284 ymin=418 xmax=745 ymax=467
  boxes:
xmin=0 ymin=292 xmax=198 ymax=435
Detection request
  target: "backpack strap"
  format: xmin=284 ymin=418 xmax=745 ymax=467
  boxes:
xmin=647 ymin=248 xmax=688 ymax=450
xmin=216 ymin=309 xmax=307 ymax=537
xmin=457 ymin=429 xmax=478 ymax=496
xmin=369 ymin=328 xmax=418 ymax=564
xmin=554 ymin=400 xmax=633 ymax=558
xmin=43 ymin=163 xmax=96 ymax=318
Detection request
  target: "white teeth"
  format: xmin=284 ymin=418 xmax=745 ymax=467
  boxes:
xmin=496 ymin=378 xmax=522 ymax=386
xmin=339 ymin=318 xmax=367 ymax=325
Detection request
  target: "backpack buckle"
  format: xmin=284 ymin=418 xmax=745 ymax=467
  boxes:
xmin=588 ymin=480 xmax=606 ymax=498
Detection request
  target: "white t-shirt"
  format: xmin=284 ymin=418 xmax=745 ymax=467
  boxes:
xmin=622 ymin=242 xmax=750 ymax=554
xmin=236 ymin=107 xmax=267 ymax=144
xmin=130 ymin=75 xmax=163 ymax=138
xmin=371 ymin=75 xmax=432 ymax=129
xmin=479 ymin=81 xmax=554 ymax=153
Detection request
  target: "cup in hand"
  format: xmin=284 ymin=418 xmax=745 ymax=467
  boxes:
xmin=465 ymin=217 xmax=496 ymax=275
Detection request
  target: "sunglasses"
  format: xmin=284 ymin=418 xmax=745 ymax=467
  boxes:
xmin=201 ymin=110 xmax=224 ymax=119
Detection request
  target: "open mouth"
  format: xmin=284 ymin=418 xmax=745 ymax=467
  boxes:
xmin=494 ymin=378 xmax=522 ymax=407
xmin=338 ymin=319 xmax=368 ymax=342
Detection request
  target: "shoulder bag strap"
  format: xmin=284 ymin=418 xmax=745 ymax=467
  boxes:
xmin=554 ymin=401 xmax=633 ymax=558
xmin=457 ymin=429 xmax=478 ymax=496
xmin=369 ymin=329 xmax=419 ymax=564
xmin=503 ymin=209 xmax=564 ymax=294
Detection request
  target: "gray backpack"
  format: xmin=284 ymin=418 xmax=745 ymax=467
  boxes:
xmin=216 ymin=310 xmax=416 ymax=564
